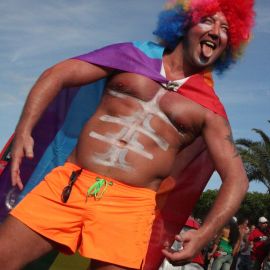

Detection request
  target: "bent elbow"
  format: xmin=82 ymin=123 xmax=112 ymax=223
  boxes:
xmin=39 ymin=66 xmax=55 ymax=80
xmin=38 ymin=64 xmax=65 ymax=89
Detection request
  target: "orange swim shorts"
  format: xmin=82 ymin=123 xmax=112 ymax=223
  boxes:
xmin=11 ymin=162 xmax=157 ymax=269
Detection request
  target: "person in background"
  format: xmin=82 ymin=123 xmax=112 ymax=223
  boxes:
xmin=208 ymin=219 xmax=240 ymax=270
xmin=236 ymin=218 xmax=252 ymax=270
xmin=263 ymin=222 xmax=270 ymax=270
xmin=249 ymin=217 xmax=270 ymax=270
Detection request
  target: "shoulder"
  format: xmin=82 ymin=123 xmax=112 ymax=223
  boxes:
xmin=203 ymin=109 xmax=229 ymax=133
xmin=178 ymin=72 xmax=228 ymax=120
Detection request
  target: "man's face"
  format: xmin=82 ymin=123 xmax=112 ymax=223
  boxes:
xmin=183 ymin=11 xmax=229 ymax=69
xmin=259 ymin=222 xmax=268 ymax=232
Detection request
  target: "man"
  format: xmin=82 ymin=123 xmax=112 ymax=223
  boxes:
xmin=249 ymin=217 xmax=270 ymax=270
xmin=0 ymin=0 xmax=254 ymax=269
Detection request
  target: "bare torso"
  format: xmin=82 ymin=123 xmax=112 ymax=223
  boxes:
xmin=68 ymin=72 xmax=207 ymax=190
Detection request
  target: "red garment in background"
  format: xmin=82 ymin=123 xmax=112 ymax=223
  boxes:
xmin=249 ymin=228 xmax=268 ymax=263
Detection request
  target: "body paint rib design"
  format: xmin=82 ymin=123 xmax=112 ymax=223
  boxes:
xmin=89 ymin=87 xmax=174 ymax=171
xmin=90 ymin=131 xmax=153 ymax=159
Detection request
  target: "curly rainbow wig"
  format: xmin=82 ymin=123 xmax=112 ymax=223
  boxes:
xmin=154 ymin=0 xmax=255 ymax=73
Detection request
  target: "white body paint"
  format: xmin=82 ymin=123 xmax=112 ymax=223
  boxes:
xmin=89 ymin=84 xmax=182 ymax=171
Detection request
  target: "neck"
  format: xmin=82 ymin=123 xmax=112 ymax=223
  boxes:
xmin=163 ymin=42 xmax=206 ymax=80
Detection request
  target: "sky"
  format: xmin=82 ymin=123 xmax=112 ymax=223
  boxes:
xmin=0 ymin=0 xmax=269 ymax=193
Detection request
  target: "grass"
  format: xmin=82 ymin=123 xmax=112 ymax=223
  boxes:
xmin=49 ymin=253 xmax=90 ymax=270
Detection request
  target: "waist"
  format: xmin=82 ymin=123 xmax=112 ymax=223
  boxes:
xmin=63 ymin=162 xmax=157 ymax=196
xmin=68 ymin=147 xmax=171 ymax=190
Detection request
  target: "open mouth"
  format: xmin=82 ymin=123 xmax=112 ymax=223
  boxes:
xmin=200 ymin=40 xmax=217 ymax=59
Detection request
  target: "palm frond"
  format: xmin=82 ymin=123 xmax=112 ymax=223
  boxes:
xmin=252 ymin=128 xmax=270 ymax=145
xmin=236 ymin=121 xmax=270 ymax=193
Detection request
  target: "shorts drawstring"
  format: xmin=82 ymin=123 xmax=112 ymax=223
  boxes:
xmin=86 ymin=177 xmax=113 ymax=201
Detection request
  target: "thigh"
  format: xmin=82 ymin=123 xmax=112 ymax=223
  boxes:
xmin=10 ymin=167 xmax=85 ymax=253
xmin=221 ymin=262 xmax=232 ymax=270
xmin=0 ymin=215 xmax=54 ymax=269
xmin=252 ymin=260 xmax=263 ymax=270
xmin=212 ymin=256 xmax=226 ymax=270
xmin=240 ymin=255 xmax=250 ymax=266
xmin=81 ymin=182 xmax=156 ymax=269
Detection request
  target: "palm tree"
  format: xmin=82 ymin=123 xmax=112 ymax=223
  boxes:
xmin=236 ymin=121 xmax=270 ymax=193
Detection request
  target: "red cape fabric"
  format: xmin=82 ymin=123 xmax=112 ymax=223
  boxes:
xmin=178 ymin=72 xmax=227 ymax=119
xmin=143 ymin=72 xmax=227 ymax=269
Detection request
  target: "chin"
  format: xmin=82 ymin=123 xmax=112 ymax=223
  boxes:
xmin=187 ymin=53 xmax=215 ymax=71
xmin=193 ymin=58 xmax=211 ymax=69
xmin=196 ymin=55 xmax=218 ymax=68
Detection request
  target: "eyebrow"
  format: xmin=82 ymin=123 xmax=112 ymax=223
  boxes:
xmin=212 ymin=14 xmax=229 ymax=27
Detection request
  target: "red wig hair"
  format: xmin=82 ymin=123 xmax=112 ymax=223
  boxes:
xmin=165 ymin=0 xmax=255 ymax=59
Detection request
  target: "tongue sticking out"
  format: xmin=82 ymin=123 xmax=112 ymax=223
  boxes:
xmin=202 ymin=43 xmax=214 ymax=58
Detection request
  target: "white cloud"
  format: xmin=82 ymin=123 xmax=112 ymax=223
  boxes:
xmin=0 ymin=0 xmax=161 ymax=65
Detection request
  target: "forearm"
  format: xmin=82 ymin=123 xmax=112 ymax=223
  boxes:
xmin=161 ymin=170 xmax=248 ymax=264
xmin=15 ymin=59 xmax=112 ymax=135
xmin=209 ymin=243 xmax=218 ymax=257
xmin=11 ymin=59 xmax=112 ymax=189
xmin=233 ymin=239 xmax=241 ymax=256
xmin=198 ymin=174 xmax=248 ymax=246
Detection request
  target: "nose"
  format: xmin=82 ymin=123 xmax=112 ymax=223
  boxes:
xmin=208 ymin=23 xmax=220 ymax=40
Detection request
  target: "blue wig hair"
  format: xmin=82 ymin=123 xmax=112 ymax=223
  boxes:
xmin=153 ymin=6 xmax=189 ymax=50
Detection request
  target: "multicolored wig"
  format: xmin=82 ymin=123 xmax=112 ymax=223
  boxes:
xmin=154 ymin=0 xmax=255 ymax=73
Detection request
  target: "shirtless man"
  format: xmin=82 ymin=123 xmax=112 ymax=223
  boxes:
xmin=0 ymin=0 xmax=255 ymax=269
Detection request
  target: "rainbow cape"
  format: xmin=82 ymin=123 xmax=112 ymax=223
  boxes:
xmin=0 ymin=41 xmax=227 ymax=269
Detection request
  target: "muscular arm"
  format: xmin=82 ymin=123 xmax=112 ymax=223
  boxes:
xmin=199 ymin=112 xmax=248 ymax=240
xmin=163 ymin=111 xmax=248 ymax=264
xmin=11 ymin=59 xmax=112 ymax=189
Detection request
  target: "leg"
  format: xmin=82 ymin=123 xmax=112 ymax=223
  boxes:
xmin=238 ymin=255 xmax=248 ymax=270
xmin=0 ymin=215 xmax=54 ymax=270
xmin=221 ymin=262 xmax=232 ymax=270
xmin=90 ymin=259 xmax=138 ymax=270
xmin=212 ymin=256 xmax=228 ymax=270
xmin=221 ymin=256 xmax=233 ymax=270
xmin=251 ymin=260 xmax=263 ymax=270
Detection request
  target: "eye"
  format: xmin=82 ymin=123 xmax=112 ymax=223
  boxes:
xmin=201 ymin=17 xmax=214 ymax=25
xmin=221 ymin=25 xmax=229 ymax=36
xmin=221 ymin=24 xmax=229 ymax=33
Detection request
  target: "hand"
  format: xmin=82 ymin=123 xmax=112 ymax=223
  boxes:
xmin=11 ymin=132 xmax=34 ymax=190
xmin=162 ymin=230 xmax=204 ymax=266
xmin=208 ymin=252 xmax=213 ymax=260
